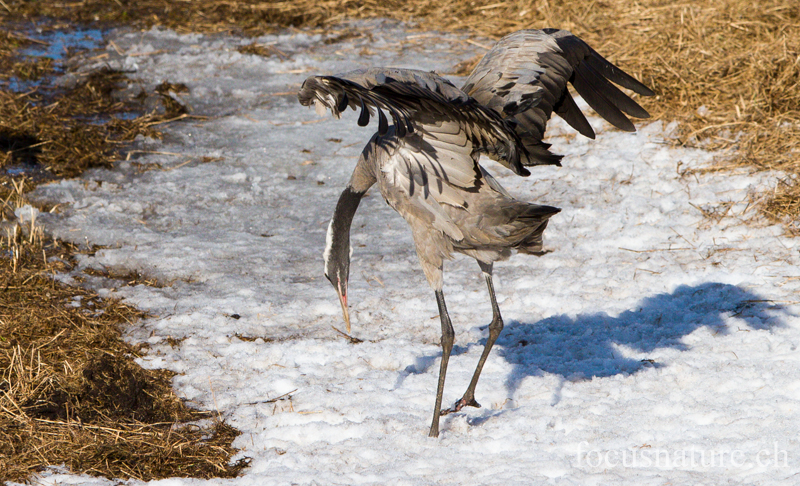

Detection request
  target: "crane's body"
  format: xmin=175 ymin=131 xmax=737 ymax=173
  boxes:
xmin=343 ymin=126 xmax=560 ymax=289
xmin=298 ymin=28 xmax=654 ymax=437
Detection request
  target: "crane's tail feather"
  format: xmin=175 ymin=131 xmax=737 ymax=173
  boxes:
xmin=510 ymin=204 xmax=561 ymax=255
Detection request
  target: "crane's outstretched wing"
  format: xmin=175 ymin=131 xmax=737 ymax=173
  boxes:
xmin=462 ymin=29 xmax=654 ymax=167
xmin=298 ymin=68 xmax=533 ymax=176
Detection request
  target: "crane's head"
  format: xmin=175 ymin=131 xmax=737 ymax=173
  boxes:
xmin=323 ymin=217 xmax=351 ymax=332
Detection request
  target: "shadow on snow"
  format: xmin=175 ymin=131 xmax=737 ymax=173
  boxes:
xmin=497 ymin=282 xmax=786 ymax=397
xmin=398 ymin=282 xmax=787 ymax=400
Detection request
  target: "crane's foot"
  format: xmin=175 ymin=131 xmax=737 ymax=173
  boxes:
xmin=440 ymin=396 xmax=481 ymax=416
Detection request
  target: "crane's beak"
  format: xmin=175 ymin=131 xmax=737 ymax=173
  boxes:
xmin=337 ymin=279 xmax=351 ymax=332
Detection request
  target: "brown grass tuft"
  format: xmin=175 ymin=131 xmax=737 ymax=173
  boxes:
xmin=0 ymin=67 xmax=162 ymax=183
xmin=0 ymin=182 xmax=248 ymax=483
xmin=765 ymin=176 xmax=800 ymax=235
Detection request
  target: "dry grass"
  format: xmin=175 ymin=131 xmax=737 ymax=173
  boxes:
xmin=0 ymin=30 xmax=55 ymax=85
xmin=0 ymin=181 xmax=248 ymax=483
xmin=0 ymin=65 xmax=187 ymax=182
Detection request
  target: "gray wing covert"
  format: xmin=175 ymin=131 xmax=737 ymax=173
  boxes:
xmin=378 ymin=122 xmax=556 ymax=254
xmin=377 ymin=119 xmax=486 ymax=243
xmin=462 ymin=29 xmax=654 ymax=167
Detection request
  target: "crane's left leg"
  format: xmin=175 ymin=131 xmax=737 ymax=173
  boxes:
xmin=429 ymin=289 xmax=455 ymax=438
xmin=442 ymin=261 xmax=502 ymax=415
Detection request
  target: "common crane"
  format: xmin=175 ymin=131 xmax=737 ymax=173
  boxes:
xmin=298 ymin=28 xmax=654 ymax=437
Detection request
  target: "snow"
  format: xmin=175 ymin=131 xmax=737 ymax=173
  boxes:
xmin=24 ymin=20 xmax=800 ymax=485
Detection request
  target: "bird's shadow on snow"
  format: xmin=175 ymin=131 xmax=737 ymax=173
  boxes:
xmin=396 ymin=282 xmax=788 ymax=400
xmin=497 ymin=282 xmax=787 ymax=396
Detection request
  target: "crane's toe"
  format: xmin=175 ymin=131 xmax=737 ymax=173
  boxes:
xmin=440 ymin=396 xmax=481 ymax=416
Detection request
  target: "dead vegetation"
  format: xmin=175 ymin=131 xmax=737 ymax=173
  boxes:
xmin=0 ymin=61 xmax=197 ymax=184
xmin=238 ymin=42 xmax=289 ymax=59
xmin=0 ymin=30 xmax=55 ymax=85
xmin=1 ymin=69 xmax=151 ymax=182
xmin=0 ymin=182 xmax=249 ymax=483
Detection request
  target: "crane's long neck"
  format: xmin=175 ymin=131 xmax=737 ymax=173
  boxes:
xmin=324 ymin=152 xmax=377 ymax=277
xmin=323 ymin=148 xmax=378 ymax=332
xmin=324 ymin=186 xmax=364 ymax=277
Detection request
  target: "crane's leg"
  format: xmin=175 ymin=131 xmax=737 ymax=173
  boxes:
xmin=429 ymin=289 xmax=454 ymax=438
xmin=442 ymin=261 xmax=502 ymax=415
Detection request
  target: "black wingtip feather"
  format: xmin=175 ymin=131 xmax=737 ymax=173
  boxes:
xmin=395 ymin=118 xmax=406 ymax=137
xmin=357 ymin=96 xmax=370 ymax=127
xmin=587 ymin=50 xmax=655 ymax=97
xmin=391 ymin=109 xmax=406 ymax=137
xmin=579 ymin=62 xmax=651 ymax=119
xmin=521 ymin=138 xmax=565 ymax=167
xmin=573 ymin=67 xmax=636 ymax=132
xmin=378 ymin=108 xmax=388 ymax=135
xmin=554 ymin=91 xmax=595 ymax=139
xmin=337 ymin=92 xmax=349 ymax=113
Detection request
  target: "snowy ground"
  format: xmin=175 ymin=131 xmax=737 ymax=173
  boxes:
xmin=23 ymin=20 xmax=800 ymax=485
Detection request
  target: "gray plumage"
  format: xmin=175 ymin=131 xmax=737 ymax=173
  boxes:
xmin=298 ymin=28 xmax=654 ymax=438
